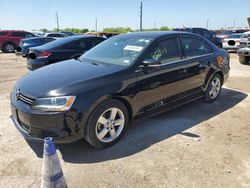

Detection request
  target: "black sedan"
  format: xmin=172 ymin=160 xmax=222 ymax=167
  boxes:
xmin=10 ymin=32 xmax=230 ymax=148
xmin=27 ymin=35 xmax=105 ymax=70
xmin=16 ymin=37 xmax=56 ymax=57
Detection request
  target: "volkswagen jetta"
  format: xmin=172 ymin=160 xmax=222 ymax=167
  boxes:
xmin=10 ymin=32 xmax=230 ymax=148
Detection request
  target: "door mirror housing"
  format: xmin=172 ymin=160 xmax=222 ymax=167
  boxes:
xmin=141 ymin=59 xmax=161 ymax=67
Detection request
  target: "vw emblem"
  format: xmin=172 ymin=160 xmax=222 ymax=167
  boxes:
xmin=16 ymin=89 xmax=20 ymax=101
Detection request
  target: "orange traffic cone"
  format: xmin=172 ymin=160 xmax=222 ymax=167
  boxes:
xmin=41 ymin=137 xmax=67 ymax=188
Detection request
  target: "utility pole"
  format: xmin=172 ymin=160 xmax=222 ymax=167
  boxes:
xmin=233 ymin=17 xmax=236 ymax=28
xmin=206 ymin=20 xmax=209 ymax=29
xmin=140 ymin=1 xmax=142 ymax=31
xmin=95 ymin=18 xmax=98 ymax=32
xmin=55 ymin=11 xmax=60 ymax=32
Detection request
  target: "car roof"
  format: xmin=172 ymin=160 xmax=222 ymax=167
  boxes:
xmin=117 ymin=31 xmax=192 ymax=39
xmin=32 ymin=35 xmax=103 ymax=50
xmin=0 ymin=30 xmax=30 ymax=32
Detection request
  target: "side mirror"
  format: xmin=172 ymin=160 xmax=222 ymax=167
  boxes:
xmin=141 ymin=59 xmax=161 ymax=68
xmin=72 ymin=54 xmax=81 ymax=60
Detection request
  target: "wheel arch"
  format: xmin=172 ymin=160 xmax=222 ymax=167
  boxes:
xmin=82 ymin=95 xmax=134 ymax=137
xmin=203 ymin=70 xmax=224 ymax=91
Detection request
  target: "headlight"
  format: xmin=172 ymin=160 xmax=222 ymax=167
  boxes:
xmin=22 ymin=42 xmax=29 ymax=46
xmin=31 ymin=96 xmax=76 ymax=111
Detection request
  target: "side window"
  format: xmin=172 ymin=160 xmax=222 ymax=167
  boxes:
xmin=202 ymin=29 xmax=212 ymax=39
xmin=62 ymin=40 xmax=87 ymax=50
xmin=88 ymin=38 xmax=105 ymax=49
xmin=181 ymin=37 xmax=212 ymax=58
xmin=0 ymin=32 xmax=7 ymax=36
xmin=24 ymin=33 xmax=34 ymax=38
xmin=146 ymin=38 xmax=181 ymax=64
xmin=12 ymin=32 xmax=26 ymax=37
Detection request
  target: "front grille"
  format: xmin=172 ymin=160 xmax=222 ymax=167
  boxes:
xmin=15 ymin=91 xmax=35 ymax=105
xmin=19 ymin=121 xmax=30 ymax=132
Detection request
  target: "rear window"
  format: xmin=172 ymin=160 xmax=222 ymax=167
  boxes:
xmin=47 ymin=34 xmax=66 ymax=38
xmin=181 ymin=37 xmax=212 ymax=58
xmin=229 ymin=34 xmax=242 ymax=39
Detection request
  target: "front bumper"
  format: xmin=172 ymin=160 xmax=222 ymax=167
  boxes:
xmin=238 ymin=47 xmax=250 ymax=57
xmin=10 ymin=92 xmax=83 ymax=144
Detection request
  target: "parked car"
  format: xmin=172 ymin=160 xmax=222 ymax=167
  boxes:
xmin=237 ymin=31 xmax=250 ymax=64
xmin=10 ymin=32 xmax=230 ymax=148
xmin=60 ymin=31 xmax=75 ymax=36
xmin=16 ymin=37 xmax=56 ymax=57
xmin=222 ymin=34 xmax=242 ymax=50
xmin=27 ymin=35 xmax=105 ymax=70
xmin=43 ymin=32 xmax=68 ymax=39
xmin=217 ymin=30 xmax=246 ymax=39
xmin=0 ymin=30 xmax=36 ymax=53
xmin=173 ymin=27 xmax=222 ymax=48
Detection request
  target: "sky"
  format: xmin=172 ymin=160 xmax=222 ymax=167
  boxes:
xmin=0 ymin=0 xmax=249 ymax=31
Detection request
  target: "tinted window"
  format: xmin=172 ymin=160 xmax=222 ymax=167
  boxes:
xmin=202 ymin=29 xmax=212 ymax=38
xmin=12 ymin=32 xmax=26 ymax=37
xmin=41 ymin=38 xmax=55 ymax=43
xmin=146 ymin=38 xmax=181 ymax=64
xmin=88 ymin=38 xmax=105 ymax=48
xmin=181 ymin=37 xmax=212 ymax=58
xmin=62 ymin=39 xmax=87 ymax=50
xmin=48 ymin=34 xmax=65 ymax=38
xmin=0 ymin=32 xmax=7 ymax=36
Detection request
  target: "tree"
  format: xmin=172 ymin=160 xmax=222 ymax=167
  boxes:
xmin=102 ymin=27 xmax=133 ymax=33
xmin=160 ymin=26 xmax=170 ymax=31
xmin=39 ymin=28 xmax=48 ymax=33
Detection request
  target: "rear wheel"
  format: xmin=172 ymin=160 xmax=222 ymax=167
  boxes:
xmin=85 ymin=99 xmax=129 ymax=148
xmin=204 ymin=74 xmax=222 ymax=103
xmin=3 ymin=43 xmax=15 ymax=53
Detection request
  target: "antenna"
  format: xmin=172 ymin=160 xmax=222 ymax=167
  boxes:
xmin=140 ymin=2 xmax=142 ymax=31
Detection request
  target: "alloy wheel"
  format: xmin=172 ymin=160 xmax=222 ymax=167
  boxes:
xmin=209 ymin=77 xmax=221 ymax=99
xmin=95 ymin=107 xmax=125 ymax=143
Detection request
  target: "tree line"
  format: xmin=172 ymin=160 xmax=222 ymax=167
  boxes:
xmin=39 ymin=26 xmax=171 ymax=34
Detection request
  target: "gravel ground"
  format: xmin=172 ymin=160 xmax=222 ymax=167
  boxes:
xmin=0 ymin=53 xmax=249 ymax=188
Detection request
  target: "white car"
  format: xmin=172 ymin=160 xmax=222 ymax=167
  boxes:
xmin=43 ymin=32 xmax=68 ymax=39
xmin=222 ymin=33 xmax=242 ymax=50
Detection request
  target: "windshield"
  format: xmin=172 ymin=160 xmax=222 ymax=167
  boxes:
xmin=80 ymin=36 xmax=153 ymax=66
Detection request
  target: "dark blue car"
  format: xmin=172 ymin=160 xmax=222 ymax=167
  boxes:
xmin=173 ymin=27 xmax=222 ymax=48
xmin=16 ymin=37 xmax=56 ymax=57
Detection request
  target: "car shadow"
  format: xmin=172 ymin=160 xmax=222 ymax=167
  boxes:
xmin=26 ymin=88 xmax=247 ymax=163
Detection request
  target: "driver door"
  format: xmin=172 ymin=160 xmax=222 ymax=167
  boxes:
xmin=136 ymin=37 xmax=188 ymax=113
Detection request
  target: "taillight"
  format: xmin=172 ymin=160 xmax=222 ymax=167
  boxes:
xmin=216 ymin=56 xmax=224 ymax=65
xmin=38 ymin=51 xmax=52 ymax=58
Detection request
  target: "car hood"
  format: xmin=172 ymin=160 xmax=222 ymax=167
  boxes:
xmin=15 ymin=59 xmax=124 ymax=97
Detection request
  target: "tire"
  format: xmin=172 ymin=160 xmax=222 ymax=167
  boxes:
xmin=204 ymin=74 xmax=222 ymax=103
xmin=85 ymin=99 xmax=129 ymax=148
xmin=3 ymin=42 xmax=15 ymax=53
xmin=239 ymin=56 xmax=249 ymax=65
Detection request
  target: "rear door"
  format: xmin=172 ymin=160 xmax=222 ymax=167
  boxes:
xmin=136 ymin=36 xmax=188 ymax=113
xmin=180 ymin=36 xmax=213 ymax=91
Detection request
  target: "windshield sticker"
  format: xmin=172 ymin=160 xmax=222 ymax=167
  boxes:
xmin=124 ymin=45 xmax=143 ymax=52
xmin=123 ymin=60 xmax=130 ymax=64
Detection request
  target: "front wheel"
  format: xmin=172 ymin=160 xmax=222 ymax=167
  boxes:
xmin=85 ymin=99 xmax=129 ymax=148
xmin=204 ymin=74 xmax=222 ymax=103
